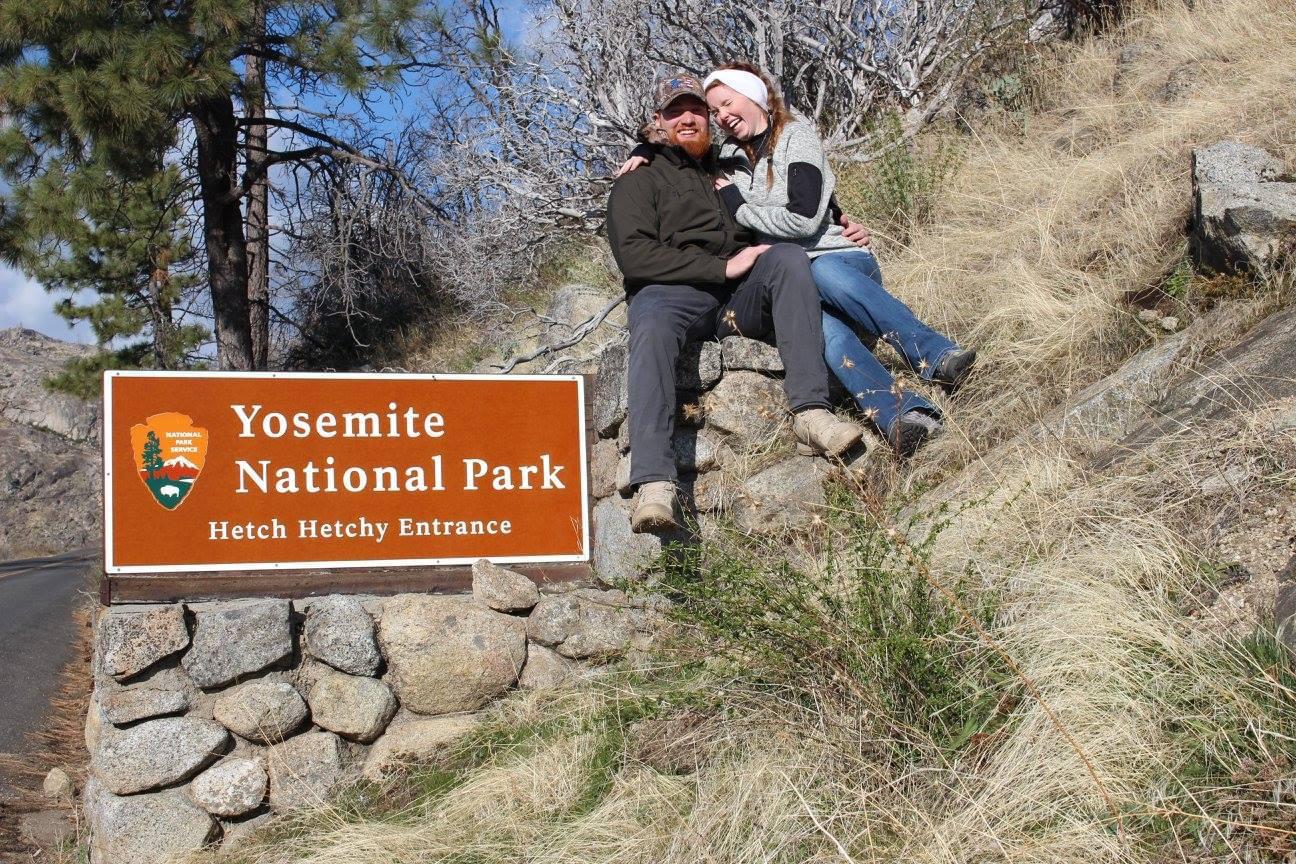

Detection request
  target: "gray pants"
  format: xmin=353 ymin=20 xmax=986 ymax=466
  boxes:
xmin=627 ymin=243 xmax=831 ymax=486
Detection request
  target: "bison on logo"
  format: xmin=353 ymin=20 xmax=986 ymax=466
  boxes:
xmin=129 ymin=413 xmax=209 ymax=510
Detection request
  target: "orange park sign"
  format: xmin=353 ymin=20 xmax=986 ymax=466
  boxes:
xmin=104 ymin=372 xmax=590 ymax=573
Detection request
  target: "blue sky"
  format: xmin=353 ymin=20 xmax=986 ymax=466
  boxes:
xmin=0 ymin=265 xmax=93 ymax=342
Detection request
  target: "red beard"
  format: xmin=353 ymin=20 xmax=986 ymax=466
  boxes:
xmin=670 ymin=125 xmax=712 ymax=159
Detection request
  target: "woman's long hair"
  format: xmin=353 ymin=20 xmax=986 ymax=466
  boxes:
xmin=707 ymin=62 xmax=793 ymax=187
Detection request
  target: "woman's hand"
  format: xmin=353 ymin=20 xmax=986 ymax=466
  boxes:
xmin=615 ymin=155 xmax=649 ymax=178
xmin=725 ymin=244 xmax=770 ymax=279
xmin=714 ymin=177 xmax=732 ymax=190
xmin=840 ymin=214 xmax=871 ymax=249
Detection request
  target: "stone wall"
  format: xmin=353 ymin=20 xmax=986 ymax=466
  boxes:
xmin=587 ymin=335 xmax=868 ymax=582
xmin=83 ymin=562 xmax=660 ymax=864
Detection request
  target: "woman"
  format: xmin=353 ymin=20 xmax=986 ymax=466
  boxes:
xmin=621 ymin=63 xmax=975 ymax=456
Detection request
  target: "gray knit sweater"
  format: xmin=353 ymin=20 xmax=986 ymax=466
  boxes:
xmin=715 ymin=117 xmax=856 ymax=258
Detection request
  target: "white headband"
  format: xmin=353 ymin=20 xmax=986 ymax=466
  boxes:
xmin=703 ymin=69 xmax=769 ymax=111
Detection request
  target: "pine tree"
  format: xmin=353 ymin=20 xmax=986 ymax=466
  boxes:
xmin=1 ymin=151 xmax=207 ymax=397
xmin=141 ymin=431 xmax=164 ymax=479
xmin=0 ymin=0 xmax=431 ymax=370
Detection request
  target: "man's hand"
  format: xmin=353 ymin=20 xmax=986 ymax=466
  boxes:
xmin=840 ymin=214 xmax=871 ymax=249
xmin=615 ymin=155 xmax=650 ymax=178
xmin=725 ymin=244 xmax=771 ymax=279
xmin=714 ymin=177 xmax=732 ymax=190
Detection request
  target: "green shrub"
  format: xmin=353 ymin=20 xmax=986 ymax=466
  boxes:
xmin=836 ymin=112 xmax=961 ymax=248
xmin=659 ymin=495 xmax=1008 ymax=754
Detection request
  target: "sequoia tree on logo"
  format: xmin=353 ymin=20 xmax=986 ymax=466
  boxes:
xmin=129 ymin=413 xmax=209 ymax=510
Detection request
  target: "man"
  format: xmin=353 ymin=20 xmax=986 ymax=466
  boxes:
xmin=607 ymin=71 xmax=866 ymax=534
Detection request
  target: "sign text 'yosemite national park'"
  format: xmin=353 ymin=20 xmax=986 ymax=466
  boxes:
xmin=103 ymin=372 xmax=590 ymax=573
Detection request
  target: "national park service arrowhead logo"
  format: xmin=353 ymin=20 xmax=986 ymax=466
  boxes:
xmin=129 ymin=413 xmax=209 ymax=510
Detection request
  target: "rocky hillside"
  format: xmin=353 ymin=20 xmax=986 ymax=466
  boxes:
xmin=0 ymin=327 xmax=102 ymax=558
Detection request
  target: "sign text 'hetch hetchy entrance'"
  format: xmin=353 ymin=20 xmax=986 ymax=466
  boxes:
xmin=104 ymin=372 xmax=590 ymax=574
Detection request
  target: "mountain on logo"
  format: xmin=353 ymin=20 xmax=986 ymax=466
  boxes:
xmin=129 ymin=413 xmax=209 ymax=511
xmin=149 ymin=454 xmax=202 ymax=482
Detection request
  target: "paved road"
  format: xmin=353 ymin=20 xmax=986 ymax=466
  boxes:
xmin=0 ymin=550 xmax=95 ymax=758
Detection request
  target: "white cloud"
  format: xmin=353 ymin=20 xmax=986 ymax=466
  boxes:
xmin=0 ymin=265 xmax=95 ymax=344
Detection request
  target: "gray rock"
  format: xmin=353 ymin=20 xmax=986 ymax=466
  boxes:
xmin=591 ymin=497 xmax=686 ymax=585
xmin=1276 ymin=555 xmax=1296 ymax=651
xmin=1158 ymin=60 xmax=1198 ymax=103
xmin=190 ymin=758 xmax=267 ymax=818
xmin=518 ymin=644 xmax=577 ymax=690
xmin=0 ymin=327 xmax=100 ymax=443
xmin=91 ymin=717 xmax=229 ymax=795
xmin=703 ymin=371 xmax=786 ymax=444
xmin=592 ymin=342 xmax=629 ymax=437
xmin=617 ymin=429 xmax=720 ymax=494
xmin=362 ymin=715 xmax=480 ymax=782
xmin=616 ymin=417 xmax=631 ymax=453
xmin=686 ymin=472 xmax=728 ymax=514
xmin=538 ymin=284 xmax=620 ymax=350
xmin=101 ymin=667 xmax=195 ymax=726
xmin=673 ymin=427 xmax=724 ymax=473
xmin=615 ymin=453 xmax=633 ymax=496
xmin=98 ymin=605 xmax=189 ymax=681
xmin=676 ymin=340 xmax=722 ymax=390
xmin=902 ymin=301 xmax=1257 ymax=526
xmin=213 ymin=680 xmax=309 ymax=744
xmin=302 ymin=596 xmax=381 ymax=677
xmin=721 ymin=336 xmax=784 ymax=373
xmin=527 ymin=588 xmax=642 ymax=660
xmin=85 ymin=692 xmax=107 ymax=755
xmin=20 ymin=809 xmax=75 ymax=850
xmin=734 ymin=456 xmax=829 ymax=534
xmin=43 ymin=767 xmax=75 ymax=802
xmin=307 ymin=671 xmax=397 ymax=743
xmin=266 ymin=731 xmax=346 ymax=811
xmin=183 ymin=599 xmax=293 ymax=688
xmin=220 ymin=813 xmax=274 ymax=851
xmin=472 ymin=559 xmax=540 ymax=613
xmin=591 ymin=437 xmax=621 ymax=499
xmin=1026 ymin=302 xmax=1247 ymax=443
xmin=378 ymin=595 xmax=527 ymax=715
xmin=1099 ymin=306 xmax=1296 ymax=465
xmin=84 ymin=777 xmax=219 ymax=864
xmin=0 ymin=327 xmax=101 ymax=557
xmin=0 ymin=419 xmax=100 ymax=558
xmin=1027 ymin=6 xmax=1060 ymax=42
xmin=1191 ymin=140 xmax=1296 ymax=278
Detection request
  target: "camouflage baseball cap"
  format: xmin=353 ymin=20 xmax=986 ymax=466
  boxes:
xmin=653 ymin=72 xmax=706 ymax=112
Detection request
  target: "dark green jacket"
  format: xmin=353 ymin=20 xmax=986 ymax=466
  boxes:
xmin=606 ymin=143 xmax=754 ymax=296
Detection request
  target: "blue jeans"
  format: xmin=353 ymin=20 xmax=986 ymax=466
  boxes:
xmin=811 ymin=250 xmax=959 ymax=435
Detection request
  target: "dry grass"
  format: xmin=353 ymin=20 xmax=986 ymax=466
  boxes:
xmin=835 ymin=0 xmax=1296 ymax=485
xmin=201 ymin=1 xmax=1296 ymax=861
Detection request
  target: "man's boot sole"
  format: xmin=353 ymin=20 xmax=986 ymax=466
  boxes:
xmin=631 ymin=505 xmax=678 ymax=534
xmin=631 ymin=516 xmax=679 ymax=534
